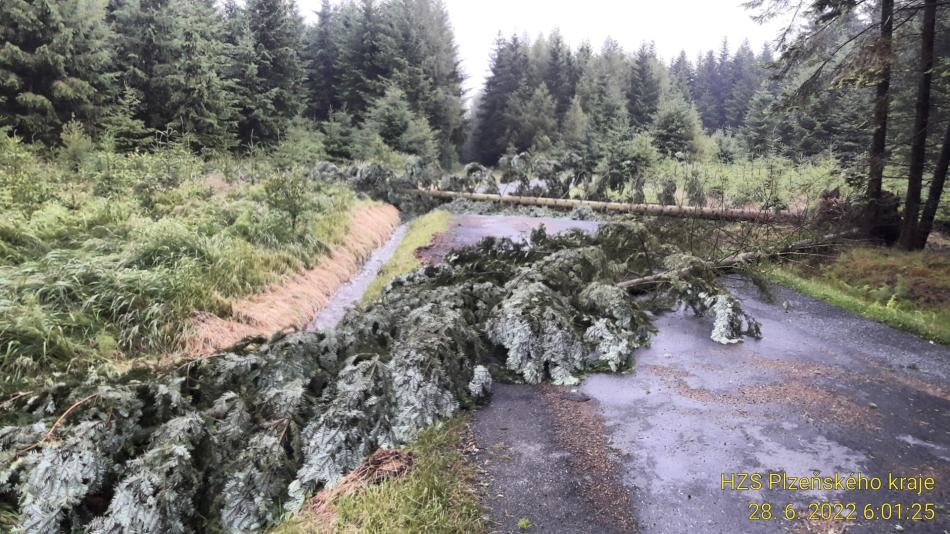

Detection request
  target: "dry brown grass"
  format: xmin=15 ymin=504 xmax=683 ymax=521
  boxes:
xmin=298 ymin=449 xmax=414 ymax=532
xmin=184 ymin=202 xmax=399 ymax=355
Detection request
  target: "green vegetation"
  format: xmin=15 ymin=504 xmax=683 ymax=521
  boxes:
xmin=272 ymin=417 xmax=485 ymax=534
xmin=518 ymin=518 xmax=532 ymax=530
xmin=0 ymin=130 xmax=356 ymax=388
xmin=361 ymin=210 xmax=451 ymax=304
xmin=0 ymin=0 xmax=464 ymax=165
xmin=770 ymin=247 xmax=950 ymax=344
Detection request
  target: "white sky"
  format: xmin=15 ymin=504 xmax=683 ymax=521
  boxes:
xmin=296 ymin=0 xmax=790 ymax=97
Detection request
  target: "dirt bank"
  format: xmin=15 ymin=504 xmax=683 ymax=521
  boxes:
xmin=184 ymin=202 xmax=400 ymax=355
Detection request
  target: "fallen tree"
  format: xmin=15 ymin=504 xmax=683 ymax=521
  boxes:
xmin=617 ymin=231 xmax=855 ymax=290
xmin=401 ymin=189 xmax=804 ymax=224
xmin=0 ymin=223 xmax=765 ymax=533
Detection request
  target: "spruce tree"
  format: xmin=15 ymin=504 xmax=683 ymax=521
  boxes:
xmin=628 ymin=44 xmax=661 ymax=130
xmin=560 ymin=95 xmax=590 ymax=152
xmin=545 ymin=30 xmax=574 ymax=121
xmin=339 ymin=0 xmax=400 ymax=119
xmin=388 ymin=0 xmax=465 ymax=167
xmin=0 ymin=0 xmax=114 ymax=143
xmin=111 ymin=0 xmax=238 ymax=149
xmin=692 ymin=50 xmax=721 ymax=130
xmin=240 ymin=0 xmax=306 ymax=145
xmin=162 ymin=0 xmax=238 ymax=151
xmin=361 ymin=85 xmax=435 ymax=159
xmin=110 ymin=0 xmax=176 ymax=132
xmin=472 ymin=35 xmax=529 ymax=164
xmin=652 ymin=95 xmax=703 ymax=158
xmin=576 ymin=38 xmax=631 ymax=146
xmin=742 ymin=89 xmax=777 ymax=155
xmin=504 ymin=84 xmax=557 ymax=152
xmin=723 ymin=40 xmax=760 ymax=130
xmin=304 ymin=0 xmax=343 ymax=121
xmin=669 ymin=51 xmax=693 ymax=99
xmin=100 ymin=84 xmax=152 ymax=150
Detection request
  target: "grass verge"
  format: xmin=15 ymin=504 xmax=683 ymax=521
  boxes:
xmin=272 ymin=416 xmax=485 ymax=534
xmin=360 ymin=210 xmax=450 ymax=304
xmin=768 ymin=245 xmax=950 ymax=344
xmin=0 ymin=136 xmax=361 ymax=389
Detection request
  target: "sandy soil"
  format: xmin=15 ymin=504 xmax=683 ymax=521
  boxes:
xmin=183 ymin=202 xmax=400 ymax=355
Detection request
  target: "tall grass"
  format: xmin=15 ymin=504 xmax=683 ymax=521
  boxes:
xmin=0 ymin=133 xmax=357 ymax=387
xmin=360 ymin=210 xmax=451 ymax=305
xmin=770 ymin=246 xmax=950 ymax=344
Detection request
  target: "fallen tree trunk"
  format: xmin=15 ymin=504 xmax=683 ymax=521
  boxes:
xmin=402 ymin=189 xmax=804 ymax=224
xmin=617 ymin=231 xmax=855 ymax=290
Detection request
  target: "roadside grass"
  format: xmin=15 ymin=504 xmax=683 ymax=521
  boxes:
xmin=360 ymin=209 xmax=451 ymax=304
xmin=0 ymin=134 xmax=361 ymax=389
xmin=769 ymin=245 xmax=950 ymax=344
xmin=272 ymin=416 xmax=485 ymax=534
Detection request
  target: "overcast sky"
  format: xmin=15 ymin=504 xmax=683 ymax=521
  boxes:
xmin=295 ymin=0 xmax=789 ymax=98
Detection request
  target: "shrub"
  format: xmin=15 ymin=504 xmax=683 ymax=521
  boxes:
xmin=59 ymin=119 xmax=95 ymax=172
xmin=652 ymin=95 xmax=703 ymax=159
xmin=263 ymin=171 xmax=316 ymax=232
xmin=270 ymin=121 xmax=327 ymax=170
xmin=595 ymin=132 xmax=658 ymax=200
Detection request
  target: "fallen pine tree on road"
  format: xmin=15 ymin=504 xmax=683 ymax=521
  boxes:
xmin=0 ymin=221 xmax=771 ymax=533
xmin=617 ymin=230 xmax=857 ymax=290
xmin=401 ymin=188 xmax=805 ymax=224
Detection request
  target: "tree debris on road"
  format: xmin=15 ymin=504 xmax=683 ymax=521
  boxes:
xmin=0 ymin=221 xmax=764 ymax=532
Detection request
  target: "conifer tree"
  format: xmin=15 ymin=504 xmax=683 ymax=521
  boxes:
xmin=163 ymin=0 xmax=238 ymax=151
xmin=576 ymin=38 xmax=631 ymax=145
xmin=560 ymin=95 xmax=590 ymax=151
xmin=669 ymin=51 xmax=693 ymax=99
xmin=545 ymin=30 xmax=574 ymax=121
xmin=628 ymin=44 xmax=661 ymax=130
xmin=101 ymin=84 xmax=152 ymax=150
xmin=652 ymin=94 xmax=703 ymax=158
xmin=387 ymin=0 xmax=465 ymax=167
xmin=239 ymin=0 xmax=306 ymax=144
xmin=111 ymin=0 xmax=238 ymax=148
xmin=742 ymin=89 xmax=777 ymax=155
xmin=339 ymin=0 xmax=400 ymax=119
xmin=692 ymin=50 xmax=721 ymax=130
xmin=362 ymin=85 xmax=435 ymax=159
xmin=723 ymin=40 xmax=760 ymax=130
xmin=0 ymin=0 xmax=114 ymax=143
xmin=472 ymin=35 xmax=529 ymax=164
xmin=504 ymin=84 xmax=557 ymax=152
xmin=304 ymin=0 xmax=343 ymax=121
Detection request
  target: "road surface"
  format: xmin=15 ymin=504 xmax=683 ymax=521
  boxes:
xmin=454 ymin=216 xmax=950 ymax=534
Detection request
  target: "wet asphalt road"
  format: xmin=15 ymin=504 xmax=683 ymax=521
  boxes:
xmin=444 ymin=213 xmax=599 ymax=247
xmin=430 ymin=214 xmax=950 ymax=533
xmin=581 ymin=278 xmax=950 ymax=534
xmin=473 ymin=384 xmax=622 ymax=534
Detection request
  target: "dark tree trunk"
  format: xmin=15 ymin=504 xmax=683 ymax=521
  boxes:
xmin=864 ymin=0 xmax=893 ymax=237
xmin=915 ymin=120 xmax=950 ymax=248
xmin=898 ymin=0 xmax=937 ymax=249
